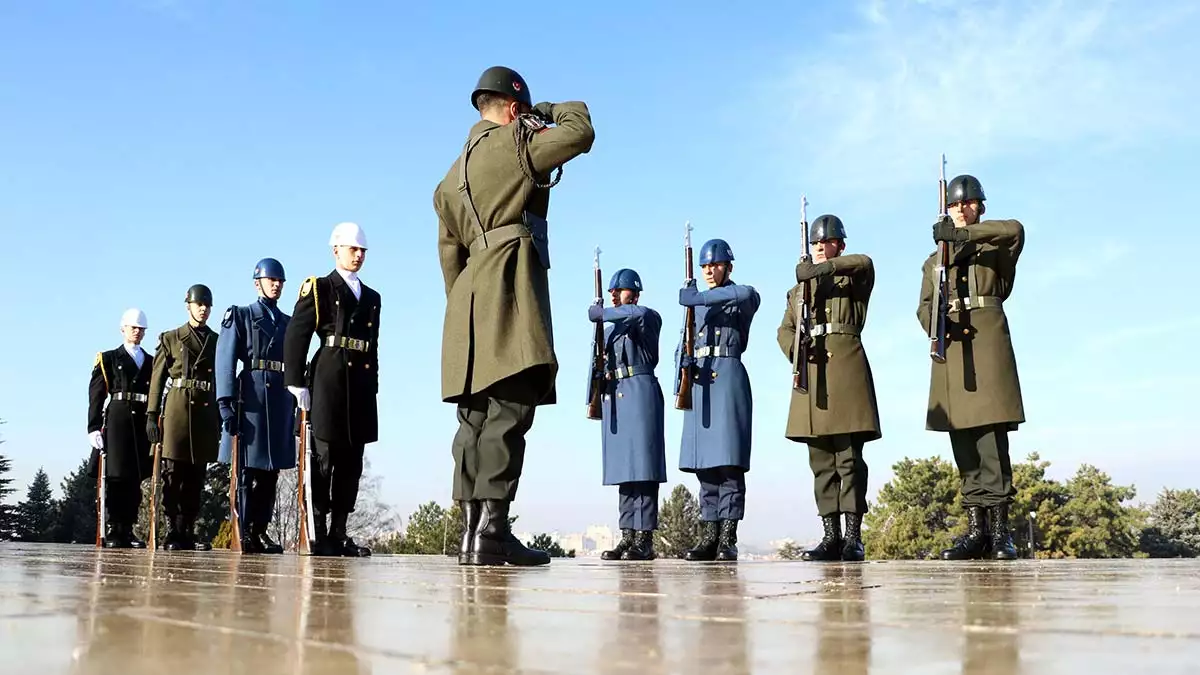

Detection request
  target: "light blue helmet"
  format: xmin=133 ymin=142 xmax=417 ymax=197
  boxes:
xmin=699 ymin=238 xmax=734 ymax=265
xmin=608 ymin=268 xmax=643 ymax=292
xmin=253 ymin=258 xmax=286 ymax=281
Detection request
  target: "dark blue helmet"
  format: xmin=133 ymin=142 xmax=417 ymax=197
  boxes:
xmin=253 ymin=258 xmax=286 ymax=281
xmin=699 ymin=238 xmax=735 ymax=265
xmin=608 ymin=268 xmax=643 ymax=292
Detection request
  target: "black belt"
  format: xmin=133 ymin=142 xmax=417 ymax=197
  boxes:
xmin=604 ymin=364 xmax=654 ymax=380
xmin=170 ymin=378 xmax=212 ymax=392
xmin=948 ymin=296 xmax=1003 ymax=313
xmin=325 ymin=336 xmax=369 ymax=352
xmin=111 ymin=392 xmax=149 ymax=402
xmin=250 ymin=359 xmax=285 ymax=372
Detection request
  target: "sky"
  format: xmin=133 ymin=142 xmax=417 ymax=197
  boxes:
xmin=2 ymin=0 xmax=1198 ymax=548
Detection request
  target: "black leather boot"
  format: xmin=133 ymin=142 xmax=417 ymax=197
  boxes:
xmin=683 ymin=521 xmax=720 ymax=561
xmin=986 ymin=504 xmax=1018 ymax=560
xmin=716 ymin=520 xmax=739 ymax=561
xmin=127 ymin=522 xmax=146 ymax=549
xmin=164 ymin=515 xmax=187 ymax=551
xmin=458 ymin=500 xmax=480 ymax=564
xmin=602 ymin=529 xmax=635 ymax=560
xmin=941 ymin=505 xmax=990 ymax=560
xmin=801 ymin=515 xmax=843 ymax=561
xmin=467 ymin=499 xmax=550 ymax=566
xmin=185 ymin=515 xmax=212 ymax=551
xmin=310 ymin=513 xmax=332 ymax=555
xmin=255 ymin=524 xmax=284 ymax=554
xmin=240 ymin=517 xmax=265 ymax=554
xmin=330 ymin=512 xmax=371 ymax=557
xmin=841 ymin=513 xmax=865 ymax=562
xmin=103 ymin=522 xmax=124 ymax=549
xmin=622 ymin=531 xmax=656 ymax=561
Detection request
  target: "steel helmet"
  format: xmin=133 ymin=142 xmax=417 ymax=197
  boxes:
xmin=253 ymin=257 xmax=286 ymax=281
xmin=946 ymin=174 xmax=986 ymax=206
xmin=471 ymin=66 xmax=532 ymax=110
xmin=607 ymin=268 xmax=643 ymax=292
xmin=120 ymin=308 xmax=148 ymax=328
xmin=699 ymin=238 xmax=735 ymax=265
xmin=185 ymin=284 xmax=213 ymax=305
xmin=810 ymin=215 xmax=847 ymax=242
xmin=329 ymin=221 xmax=368 ymax=248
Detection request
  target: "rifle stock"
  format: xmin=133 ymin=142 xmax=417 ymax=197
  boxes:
xmin=929 ymin=153 xmax=950 ymax=363
xmin=791 ymin=195 xmax=812 ymax=393
xmin=95 ymin=451 xmax=106 ymax=548
xmin=586 ymin=246 xmax=604 ymax=420
xmin=297 ymin=409 xmax=315 ymax=554
xmin=228 ymin=414 xmax=242 ymax=552
xmin=675 ymin=221 xmax=695 ymax=411
xmin=149 ymin=438 xmax=161 ymax=551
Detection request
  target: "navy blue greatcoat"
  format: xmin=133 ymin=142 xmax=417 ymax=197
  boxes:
xmin=216 ymin=297 xmax=297 ymax=471
xmin=675 ymin=279 xmax=761 ymax=472
xmin=588 ymin=304 xmax=667 ymax=485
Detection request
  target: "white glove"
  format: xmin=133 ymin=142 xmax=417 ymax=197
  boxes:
xmin=89 ymin=431 xmax=104 ymax=450
xmin=288 ymin=386 xmax=311 ymax=411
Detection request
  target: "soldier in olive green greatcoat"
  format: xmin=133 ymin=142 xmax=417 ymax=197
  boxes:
xmin=778 ymin=214 xmax=881 ymax=562
xmin=147 ymin=284 xmax=221 ymax=551
xmin=917 ymin=174 xmax=1024 ymax=561
xmin=434 ymin=65 xmax=595 ymax=566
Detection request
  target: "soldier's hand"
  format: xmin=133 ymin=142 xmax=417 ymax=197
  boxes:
xmin=932 ymin=217 xmax=967 ymax=243
xmin=679 ymin=354 xmax=697 ymax=371
xmin=682 ymin=278 xmax=697 ymax=289
xmin=145 ymin=418 xmax=160 ymax=445
xmin=532 ymin=101 xmax=555 ymax=123
xmin=587 ymin=304 xmax=604 ymax=322
xmin=88 ymin=431 xmax=104 ymax=450
xmin=288 ymin=386 xmax=311 ymax=411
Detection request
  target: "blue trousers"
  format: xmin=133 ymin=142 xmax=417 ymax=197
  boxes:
xmin=618 ymin=481 xmax=660 ymax=530
xmin=697 ymin=466 xmax=746 ymax=521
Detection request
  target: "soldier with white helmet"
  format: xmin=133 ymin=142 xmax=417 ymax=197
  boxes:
xmin=87 ymin=308 xmax=154 ymax=548
xmin=283 ymin=222 xmax=380 ymax=557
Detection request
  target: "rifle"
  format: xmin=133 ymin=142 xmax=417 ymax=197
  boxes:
xmin=296 ymin=409 xmax=316 ymax=555
xmin=228 ymin=397 xmax=242 ymax=552
xmin=148 ymin=418 xmax=163 ymax=551
xmin=586 ymin=246 xmax=604 ymax=420
xmin=929 ymin=153 xmax=950 ymax=363
xmin=675 ymin=221 xmax=695 ymax=411
xmin=791 ymin=195 xmax=812 ymax=393
xmin=95 ymin=449 xmax=106 ymax=548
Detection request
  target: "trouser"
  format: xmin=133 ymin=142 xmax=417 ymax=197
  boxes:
xmin=310 ymin=438 xmax=365 ymax=516
xmin=236 ymin=467 xmax=279 ymax=530
xmin=451 ymin=372 xmax=540 ymax=501
xmin=807 ymin=434 xmax=869 ymax=517
xmin=106 ymin=477 xmax=143 ymax=525
xmin=161 ymin=459 xmax=205 ymax=522
xmin=697 ymin=466 xmax=746 ymax=521
xmin=949 ymin=424 xmax=1016 ymax=507
xmin=618 ymin=481 xmax=660 ymax=530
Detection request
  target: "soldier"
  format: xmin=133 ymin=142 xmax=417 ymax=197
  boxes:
xmin=676 ymin=238 xmax=761 ymax=562
xmin=87 ymin=308 xmax=154 ymax=548
xmin=146 ymin=284 xmax=220 ymax=551
xmin=588 ymin=268 xmax=666 ymax=561
xmin=777 ymin=215 xmax=881 ymax=562
xmin=917 ymin=174 xmax=1024 ymax=561
xmin=284 ymin=222 xmax=379 ymax=557
xmin=433 ymin=65 xmax=594 ymax=566
xmin=215 ymin=258 xmax=295 ymax=554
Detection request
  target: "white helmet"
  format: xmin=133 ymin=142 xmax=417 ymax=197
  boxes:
xmin=120 ymin=308 xmax=148 ymax=328
xmin=329 ymin=221 xmax=368 ymax=248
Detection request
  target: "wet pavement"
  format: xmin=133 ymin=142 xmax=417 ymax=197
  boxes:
xmin=1 ymin=543 xmax=1198 ymax=674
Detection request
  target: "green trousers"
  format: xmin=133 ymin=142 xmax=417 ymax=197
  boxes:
xmin=451 ymin=371 xmax=540 ymax=501
xmin=807 ymin=434 xmax=868 ymax=517
xmin=949 ymin=424 xmax=1016 ymax=507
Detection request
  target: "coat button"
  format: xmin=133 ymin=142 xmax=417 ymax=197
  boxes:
xmin=348 ymin=361 xmax=353 ymax=366
xmin=963 ymin=328 xmax=970 ymax=335
xmin=617 ymin=392 xmax=624 ymax=398
xmin=365 ymin=364 xmax=370 ymax=369
xmin=367 ymin=322 xmax=373 ymax=327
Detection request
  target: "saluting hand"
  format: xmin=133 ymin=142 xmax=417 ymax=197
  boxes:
xmin=532 ymin=101 xmax=555 ymax=124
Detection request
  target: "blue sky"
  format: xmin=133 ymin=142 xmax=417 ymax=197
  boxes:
xmin=2 ymin=0 xmax=1198 ymax=547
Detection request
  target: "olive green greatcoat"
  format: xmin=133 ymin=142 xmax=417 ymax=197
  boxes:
xmin=434 ymin=102 xmax=595 ymax=405
xmin=917 ymin=219 xmax=1025 ymax=431
xmin=777 ymin=254 xmax=882 ymax=442
xmin=147 ymin=322 xmax=221 ymax=464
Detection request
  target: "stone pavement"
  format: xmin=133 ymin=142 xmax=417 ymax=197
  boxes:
xmin=1 ymin=543 xmax=1198 ymax=674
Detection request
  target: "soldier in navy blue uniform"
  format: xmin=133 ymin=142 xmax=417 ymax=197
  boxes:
xmin=283 ymin=222 xmax=380 ymax=557
xmin=87 ymin=308 xmax=154 ymax=548
xmin=587 ymin=268 xmax=666 ymax=561
xmin=676 ymin=238 xmax=761 ymax=561
xmin=216 ymin=258 xmax=296 ymax=554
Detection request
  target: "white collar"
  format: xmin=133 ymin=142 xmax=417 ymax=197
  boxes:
xmin=335 ymin=267 xmax=360 ymax=285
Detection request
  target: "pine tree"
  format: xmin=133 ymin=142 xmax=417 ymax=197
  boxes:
xmin=53 ymin=459 xmax=97 ymax=544
xmin=15 ymin=468 xmax=58 ymax=542
xmin=0 ymin=420 xmax=15 ymax=538
xmin=657 ymin=484 xmax=701 ymax=558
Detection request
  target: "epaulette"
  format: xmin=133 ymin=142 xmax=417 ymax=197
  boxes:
xmin=95 ymin=351 xmax=109 ymax=388
xmin=221 ymin=305 xmax=238 ymax=329
xmin=300 ymin=275 xmax=319 ymax=319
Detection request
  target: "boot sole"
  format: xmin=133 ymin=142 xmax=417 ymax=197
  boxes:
xmin=464 ymin=552 xmax=549 ymax=566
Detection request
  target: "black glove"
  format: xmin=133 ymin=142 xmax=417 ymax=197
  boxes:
xmin=795 ymin=260 xmax=834 ymax=282
xmin=532 ymin=101 xmax=555 ymax=124
xmin=933 ymin=216 xmax=968 ymax=243
xmin=146 ymin=416 xmax=160 ymax=445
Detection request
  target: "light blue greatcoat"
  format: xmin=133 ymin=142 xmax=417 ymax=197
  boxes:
xmin=588 ymin=304 xmax=667 ymax=485
xmin=216 ymin=298 xmax=297 ymax=471
xmin=675 ymin=279 xmax=761 ymax=472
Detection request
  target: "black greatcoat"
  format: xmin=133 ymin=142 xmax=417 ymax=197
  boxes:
xmin=87 ymin=346 xmax=154 ymax=481
xmin=283 ymin=271 xmax=381 ymax=446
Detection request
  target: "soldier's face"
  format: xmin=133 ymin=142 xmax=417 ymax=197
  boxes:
xmin=257 ymin=278 xmax=284 ymax=300
xmin=188 ymin=302 xmax=211 ymax=325
xmin=334 ymin=245 xmax=366 ymax=272
xmin=812 ymin=239 xmax=844 ymax=263
xmin=950 ymin=200 xmax=981 ymax=227
xmin=121 ymin=325 xmax=145 ymax=345
xmin=702 ymin=262 xmax=729 ymax=288
xmin=611 ymin=289 xmax=638 ymax=306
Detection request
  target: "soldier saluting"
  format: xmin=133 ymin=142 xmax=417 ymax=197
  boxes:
xmin=676 ymin=238 xmax=761 ymax=562
xmin=146 ymin=285 xmax=220 ymax=551
xmin=434 ymin=66 xmax=594 ymax=566
xmin=284 ymin=222 xmax=379 ymax=557
xmin=216 ymin=258 xmax=295 ymax=554
xmin=588 ymin=268 xmax=667 ymax=562
xmin=777 ymin=214 xmax=881 ymax=562
xmin=87 ymin=308 xmax=154 ymax=548
xmin=917 ymin=174 xmax=1024 ymax=561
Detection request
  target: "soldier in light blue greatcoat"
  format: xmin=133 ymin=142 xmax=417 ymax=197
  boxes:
xmin=216 ymin=257 xmax=297 ymax=554
xmin=586 ymin=268 xmax=666 ymax=561
xmin=675 ymin=238 xmax=761 ymax=562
